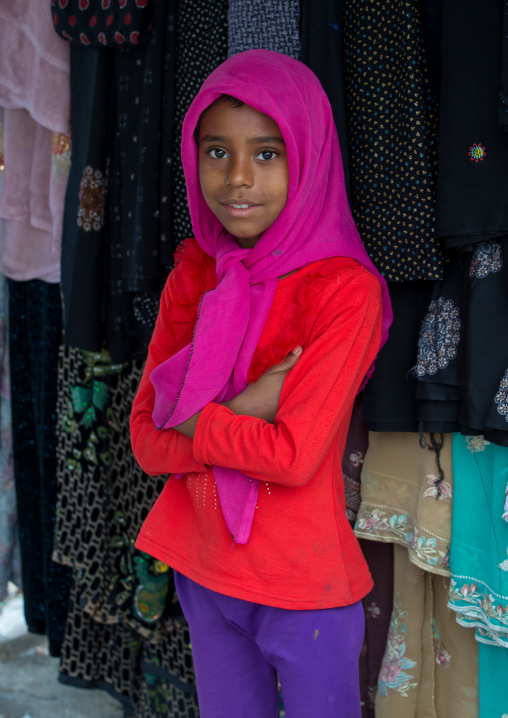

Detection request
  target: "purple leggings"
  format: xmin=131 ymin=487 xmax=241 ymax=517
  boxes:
xmin=175 ymin=572 xmax=364 ymax=718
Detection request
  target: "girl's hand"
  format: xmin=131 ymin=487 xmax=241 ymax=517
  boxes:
xmin=224 ymin=346 xmax=302 ymax=423
xmin=173 ymin=346 xmax=302 ymax=438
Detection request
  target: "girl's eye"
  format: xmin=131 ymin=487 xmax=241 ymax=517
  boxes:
xmin=208 ymin=148 xmax=228 ymax=159
xmin=257 ymin=150 xmax=278 ymax=161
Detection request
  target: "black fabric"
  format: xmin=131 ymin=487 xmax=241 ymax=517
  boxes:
xmin=61 ymin=43 xmax=110 ymax=356
xmin=415 ymin=238 xmax=508 ymax=446
xmin=8 ymin=279 xmax=71 ymax=657
xmin=363 ymin=280 xmax=436 ymax=432
xmin=54 ymin=344 xmax=198 ymax=716
xmin=435 ymin=0 xmax=508 ymax=248
xmin=51 ymin=0 xmax=154 ymax=47
xmin=299 ymin=0 xmax=351 ymax=201
xmin=61 ymin=1 xmax=176 ymax=363
xmin=501 ymin=0 xmax=508 ymax=128
xmin=419 ymin=0 xmax=443 ymax=97
xmin=171 ymin=0 xmax=228 ymax=246
xmin=343 ymin=0 xmax=443 ymax=281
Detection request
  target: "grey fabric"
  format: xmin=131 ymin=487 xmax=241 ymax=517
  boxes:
xmin=227 ymin=0 xmax=300 ymax=59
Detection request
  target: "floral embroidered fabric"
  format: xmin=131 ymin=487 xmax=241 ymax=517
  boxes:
xmin=416 ymin=298 xmax=461 ymax=377
xmin=355 ymin=432 xmax=453 ymax=576
xmin=415 ymin=238 xmax=508 ymax=445
xmin=375 ymin=545 xmax=479 ymax=718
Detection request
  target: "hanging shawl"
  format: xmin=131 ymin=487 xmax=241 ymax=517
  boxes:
xmin=151 ymin=50 xmax=391 ymax=544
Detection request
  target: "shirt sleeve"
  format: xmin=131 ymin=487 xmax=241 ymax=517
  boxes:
xmin=193 ymin=265 xmax=383 ymax=488
xmin=130 ymin=259 xmax=209 ymax=477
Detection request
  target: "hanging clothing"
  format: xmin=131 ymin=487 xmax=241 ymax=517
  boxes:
xmin=0 ymin=272 xmax=19 ymax=600
xmin=448 ymin=434 xmax=508 ymax=648
xmin=170 ymin=0 xmax=228 ymax=247
xmin=0 ymin=108 xmax=69 ymax=283
xmin=343 ymin=0 xmax=443 ymax=281
xmin=299 ymin=0 xmax=351 ymax=200
xmin=478 ymin=642 xmax=508 ymax=718
xmin=375 ymin=544 xmax=479 ymax=717
xmin=356 ymin=432 xmax=453 ymax=575
xmin=0 ymin=3 xmax=70 ymax=133
xmin=227 ymin=0 xmax=300 ymax=58
xmin=8 ymin=278 xmax=71 ymax=656
xmin=501 ymin=0 xmax=508 ymax=129
xmin=359 ymin=539 xmax=394 ymax=718
xmin=415 ymin=239 xmax=508 ymax=445
xmin=52 ymin=0 xmax=155 ymax=48
xmin=448 ymin=434 xmax=508 ymax=716
xmin=59 ymin=575 xmax=199 ymax=717
xmin=434 ymin=0 xmax=508 ymax=249
xmin=53 ymin=345 xmax=198 ymax=716
xmin=342 ymin=394 xmax=369 ymax=525
xmin=60 ymin=2 xmax=176 ymax=362
xmin=0 ymin=4 xmax=70 ymax=284
xmin=362 ymin=280 xmax=437 ymax=432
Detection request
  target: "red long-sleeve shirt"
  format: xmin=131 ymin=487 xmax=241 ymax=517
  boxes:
xmin=131 ymin=238 xmax=383 ymax=610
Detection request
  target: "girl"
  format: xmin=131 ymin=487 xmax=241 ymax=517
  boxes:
xmin=131 ymin=50 xmax=391 ymax=717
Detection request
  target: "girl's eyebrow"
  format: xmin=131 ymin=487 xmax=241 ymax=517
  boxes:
xmin=247 ymin=136 xmax=285 ymax=145
xmin=200 ymin=134 xmax=285 ymax=145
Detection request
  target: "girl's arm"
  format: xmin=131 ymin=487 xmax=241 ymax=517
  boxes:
xmin=189 ymin=266 xmax=382 ymax=488
xmin=173 ymin=347 xmax=302 ymax=437
xmin=130 ymin=259 xmax=211 ymax=477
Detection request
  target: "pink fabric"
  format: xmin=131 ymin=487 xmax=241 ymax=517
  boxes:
xmin=151 ymin=50 xmax=392 ymax=543
xmin=0 ymin=3 xmax=70 ymax=282
xmin=0 ymin=108 xmax=69 ymax=283
xmin=0 ymin=1 xmax=70 ymax=134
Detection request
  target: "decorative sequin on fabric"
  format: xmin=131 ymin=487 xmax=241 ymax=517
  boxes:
xmin=416 ymin=298 xmax=461 ymax=377
xmin=185 ymin=472 xmax=214 ymax=510
xmin=343 ymin=0 xmax=443 ymax=281
xmin=469 ymin=241 xmax=503 ymax=279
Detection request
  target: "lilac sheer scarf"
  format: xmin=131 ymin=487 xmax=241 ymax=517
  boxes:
xmin=151 ymin=50 xmax=392 ymax=544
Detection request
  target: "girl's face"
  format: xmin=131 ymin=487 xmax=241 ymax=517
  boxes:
xmin=198 ymin=100 xmax=289 ymax=248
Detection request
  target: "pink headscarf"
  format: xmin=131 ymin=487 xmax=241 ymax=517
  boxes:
xmin=151 ymin=50 xmax=391 ymax=544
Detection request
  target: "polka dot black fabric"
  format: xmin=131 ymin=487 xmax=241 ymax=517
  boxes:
xmin=343 ymin=0 xmax=444 ymax=281
xmin=171 ymin=0 xmax=228 ymax=246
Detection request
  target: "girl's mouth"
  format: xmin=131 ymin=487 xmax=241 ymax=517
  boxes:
xmin=222 ymin=202 xmax=260 ymax=218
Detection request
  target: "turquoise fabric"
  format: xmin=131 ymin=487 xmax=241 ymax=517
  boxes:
xmin=449 ymin=433 xmax=508 ymax=716
xmin=449 ymin=433 xmax=508 ymax=646
xmin=478 ymin=642 xmax=508 ymax=717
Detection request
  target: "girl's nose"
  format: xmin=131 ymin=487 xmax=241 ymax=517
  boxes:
xmin=226 ymin=154 xmax=253 ymax=187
